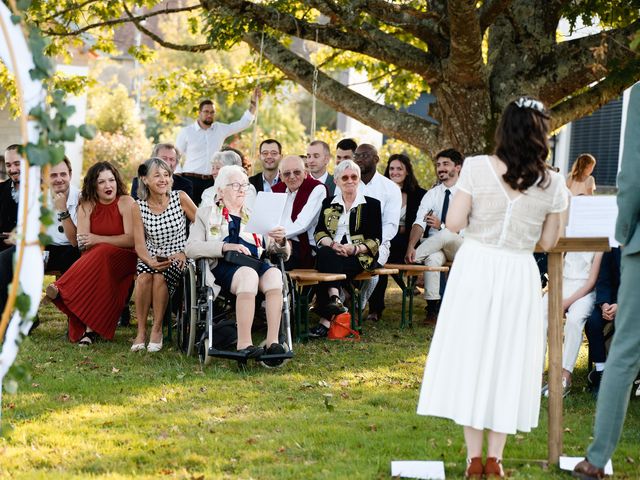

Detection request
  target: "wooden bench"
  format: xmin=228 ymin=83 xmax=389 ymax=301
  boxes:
xmin=385 ymin=263 xmax=450 ymax=328
xmin=288 ymin=270 xmax=346 ymax=341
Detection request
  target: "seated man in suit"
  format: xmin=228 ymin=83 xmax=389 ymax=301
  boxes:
xmin=585 ymin=247 xmax=621 ymax=397
xmin=306 ymin=140 xmax=335 ymax=197
xmin=249 ymin=139 xmax=282 ymax=192
xmin=0 ymin=144 xmax=20 ymax=252
xmin=272 ymin=155 xmax=327 ymax=269
xmin=405 ymin=149 xmax=465 ymax=324
xmin=131 ymin=143 xmax=193 ymax=200
xmin=1 ymin=157 xmax=81 ymax=312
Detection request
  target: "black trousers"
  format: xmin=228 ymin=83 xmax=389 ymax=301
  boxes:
xmin=0 ymin=244 xmax=80 ymax=311
xmin=369 ymin=233 xmax=407 ymax=315
xmin=182 ymin=175 xmax=214 ymax=206
xmin=585 ymin=306 xmax=610 ymax=364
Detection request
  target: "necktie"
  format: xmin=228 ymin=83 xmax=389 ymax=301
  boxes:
xmin=441 ymin=189 xmax=451 ymax=224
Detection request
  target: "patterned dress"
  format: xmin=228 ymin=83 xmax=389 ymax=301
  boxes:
xmin=137 ymin=191 xmax=188 ymax=295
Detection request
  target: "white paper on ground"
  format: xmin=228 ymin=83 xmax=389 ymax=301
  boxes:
xmin=559 ymin=456 xmax=613 ymax=475
xmin=391 ymin=460 xmax=446 ymax=479
xmin=565 ymin=195 xmax=619 ymax=247
xmin=245 ymin=192 xmax=287 ymax=235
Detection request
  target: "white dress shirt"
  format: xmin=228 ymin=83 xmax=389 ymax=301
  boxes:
xmin=332 ymin=191 xmax=367 ymax=244
xmin=47 ymin=185 xmax=80 ymax=245
xmin=414 ymin=182 xmax=459 ymax=237
xmin=282 ymin=184 xmax=327 ymax=245
xmin=315 ymin=171 xmax=329 ymax=184
xmin=175 ymin=110 xmax=254 ymax=175
xmin=358 ymin=172 xmax=401 ymax=244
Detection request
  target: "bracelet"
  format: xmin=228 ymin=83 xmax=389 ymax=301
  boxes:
xmin=57 ymin=211 xmax=71 ymax=221
xmin=352 ymin=245 xmax=359 ymax=256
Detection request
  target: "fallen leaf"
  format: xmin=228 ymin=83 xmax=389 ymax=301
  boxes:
xmin=160 ymin=397 xmax=168 ymax=403
xmin=200 ymin=386 xmax=207 ymax=393
xmin=246 ymin=438 xmax=257 ymax=445
xmin=626 ymin=457 xmax=635 ymax=464
xmin=59 ymin=394 xmax=70 ymax=402
xmin=564 ymin=427 xmax=572 ymax=433
xmin=277 ymin=446 xmax=286 ymax=453
xmin=369 ymin=424 xmax=377 ymax=431
xmin=111 ymin=367 xmax=120 ymax=373
xmin=31 ymin=383 xmax=39 ymax=388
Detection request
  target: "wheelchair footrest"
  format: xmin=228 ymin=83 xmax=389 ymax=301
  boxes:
xmin=207 ymin=348 xmax=252 ymax=361
xmin=258 ymin=351 xmax=294 ymax=362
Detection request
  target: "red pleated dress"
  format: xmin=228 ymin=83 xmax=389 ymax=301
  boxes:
xmin=53 ymin=198 xmax=137 ymax=342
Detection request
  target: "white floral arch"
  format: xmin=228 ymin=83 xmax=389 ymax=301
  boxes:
xmin=0 ymin=2 xmax=47 ymax=421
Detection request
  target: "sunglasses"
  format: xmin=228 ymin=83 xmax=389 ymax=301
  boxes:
xmin=282 ymin=170 xmax=304 ymax=178
xmin=340 ymin=174 xmax=359 ymax=182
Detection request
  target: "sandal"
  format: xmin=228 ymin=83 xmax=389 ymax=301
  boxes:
xmin=484 ymin=457 xmax=505 ymax=478
xmin=465 ymin=457 xmax=483 ymax=479
xmin=78 ymin=331 xmax=98 ymax=346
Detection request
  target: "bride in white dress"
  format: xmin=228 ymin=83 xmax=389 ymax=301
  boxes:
xmin=417 ymin=97 xmax=569 ymax=478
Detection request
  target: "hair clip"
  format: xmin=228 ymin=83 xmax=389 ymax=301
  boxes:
xmin=515 ymin=97 xmax=546 ymax=114
xmin=137 ymin=164 xmax=148 ymax=177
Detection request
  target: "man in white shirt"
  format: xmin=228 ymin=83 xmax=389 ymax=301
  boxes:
xmin=175 ymin=88 xmax=259 ymax=204
xmin=351 ymin=144 xmax=401 ymax=311
xmin=405 ymin=149 xmax=464 ymax=324
xmin=306 ymin=140 xmax=335 ymax=197
xmin=272 ymin=155 xmax=327 ymax=269
xmin=0 ymin=158 xmax=80 ymax=312
xmin=248 ymin=138 xmax=282 ymax=193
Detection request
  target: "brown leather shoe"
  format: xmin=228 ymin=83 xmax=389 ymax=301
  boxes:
xmin=465 ymin=457 xmax=483 ymax=478
xmin=484 ymin=457 xmax=505 ymax=478
xmin=572 ymin=458 xmax=606 ymax=479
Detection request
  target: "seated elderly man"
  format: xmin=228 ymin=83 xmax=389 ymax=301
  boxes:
xmin=200 ymin=150 xmax=258 ymax=210
xmin=185 ymin=165 xmax=290 ymax=358
xmin=272 ymin=155 xmax=327 ymax=269
xmin=308 ymin=160 xmax=382 ymax=338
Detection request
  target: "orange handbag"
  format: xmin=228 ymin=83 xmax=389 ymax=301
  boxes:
xmin=328 ymin=312 xmax=360 ymax=341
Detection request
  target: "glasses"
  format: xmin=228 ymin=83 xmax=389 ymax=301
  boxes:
xmin=261 ymin=150 xmax=280 ymax=157
xmin=340 ymin=174 xmax=359 ymax=182
xmin=226 ymin=182 xmax=250 ymax=191
xmin=353 ymin=152 xmax=373 ymax=159
xmin=282 ymin=170 xmax=304 ymax=178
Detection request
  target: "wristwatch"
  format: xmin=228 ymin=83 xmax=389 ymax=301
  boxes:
xmin=57 ymin=210 xmax=71 ymax=221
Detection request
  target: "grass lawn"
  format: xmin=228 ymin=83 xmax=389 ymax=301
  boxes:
xmin=1 ymin=283 xmax=639 ymax=479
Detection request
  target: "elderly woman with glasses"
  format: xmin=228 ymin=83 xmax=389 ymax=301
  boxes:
xmin=308 ymin=160 xmax=383 ymax=338
xmin=185 ymin=165 xmax=290 ymax=358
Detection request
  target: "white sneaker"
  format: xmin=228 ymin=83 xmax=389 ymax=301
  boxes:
xmin=147 ymin=341 xmax=163 ymax=353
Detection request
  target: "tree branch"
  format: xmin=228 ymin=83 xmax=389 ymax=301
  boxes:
xmin=550 ymin=57 xmax=640 ymax=129
xmin=243 ymin=31 xmax=439 ymax=152
xmin=446 ymin=0 xmax=486 ymax=86
xmin=309 ymin=0 xmax=448 ymax=57
xmin=535 ymin=19 xmax=640 ymax=105
xmin=121 ymin=2 xmax=213 ymax=52
xmin=204 ymin=0 xmax=440 ymax=82
xmin=39 ymin=0 xmax=102 ymax=24
xmin=479 ymin=0 xmax=512 ymax=32
xmin=39 ymin=2 xmax=202 ymax=38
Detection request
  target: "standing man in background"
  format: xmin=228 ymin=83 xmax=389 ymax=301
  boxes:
xmin=176 ymin=88 xmax=260 ymax=204
xmin=573 ymin=82 xmax=640 ymax=480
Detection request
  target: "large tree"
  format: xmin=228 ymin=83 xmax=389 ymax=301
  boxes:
xmin=21 ymin=0 xmax=640 ymax=156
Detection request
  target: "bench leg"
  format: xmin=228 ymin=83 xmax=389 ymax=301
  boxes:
xmin=347 ymin=282 xmax=363 ymax=333
xmin=293 ymin=285 xmax=312 ymax=342
xmin=392 ymin=273 xmax=411 ymax=329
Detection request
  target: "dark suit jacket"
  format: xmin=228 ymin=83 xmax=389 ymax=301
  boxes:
xmin=0 ymin=180 xmax=18 ymax=249
xmin=130 ymin=174 xmax=193 ymax=200
xmin=595 ymin=248 xmax=621 ymax=306
xmin=405 ymin=186 xmax=428 ymax=232
xmin=615 ymin=82 xmax=640 ymax=255
xmin=249 ymin=172 xmax=281 ymax=193
xmin=324 ymin=174 xmax=336 ymax=197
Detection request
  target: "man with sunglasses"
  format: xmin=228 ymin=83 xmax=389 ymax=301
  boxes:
xmin=272 ymin=155 xmax=327 ymax=269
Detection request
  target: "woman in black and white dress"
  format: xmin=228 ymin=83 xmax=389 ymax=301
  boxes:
xmin=131 ymin=157 xmax=197 ymax=352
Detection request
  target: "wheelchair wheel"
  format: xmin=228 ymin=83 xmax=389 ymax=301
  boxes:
xmin=198 ymin=336 xmax=213 ymax=366
xmin=177 ymin=263 xmax=197 ymax=356
xmin=258 ymin=339 xmax=290 ymax=369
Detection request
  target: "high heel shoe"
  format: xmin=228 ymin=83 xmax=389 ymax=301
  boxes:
xmin=465 ymin=457 xmax=483 ymax=479
xmin=484 ymin=457 xmax=505 ymax=478
xmin=130 ymin=342 xmax=146 ymax=352
xmin=146 ymin=340 xmax=163 ymax=353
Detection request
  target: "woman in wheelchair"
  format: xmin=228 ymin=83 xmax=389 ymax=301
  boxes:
xmin=308 ymin=160 xmax=382 ymax=338
xmin=185 ymin=165 xmax=290 ymax=358
xmin=130 ymin=157 xmax=197 ymax=353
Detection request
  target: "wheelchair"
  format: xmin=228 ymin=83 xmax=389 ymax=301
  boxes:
xmin=175 ymin=256 xmax=294 ymax=367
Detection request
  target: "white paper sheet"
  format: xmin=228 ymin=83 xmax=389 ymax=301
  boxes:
xmin=391 ymin=461 xmax=446 ymax=479
xmin=244 ymin=192 xmax=287 ymax=235
xmin=559 ymin=456 xmax=613 ymax=475
xmin=565 ymin=195 xmax=619 ymax=247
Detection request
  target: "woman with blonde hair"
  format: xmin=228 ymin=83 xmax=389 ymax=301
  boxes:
xmin=567 ymin=153 xmax=596 ymax=196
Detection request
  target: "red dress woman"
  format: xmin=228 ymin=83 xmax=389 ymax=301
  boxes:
xmin=46 ymin=162 xmax=137 ymax=345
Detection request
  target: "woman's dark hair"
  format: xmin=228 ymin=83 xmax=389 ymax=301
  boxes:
xmin=495 ymin=96 xmax=551 ymax=191
xmin=80 ymin=161 xmax=127 ymax=205
xmin=384 ymin=153 xmax=419 ymax=193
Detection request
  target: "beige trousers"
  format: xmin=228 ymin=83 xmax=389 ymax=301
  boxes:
xmin=414 ymin=229 xmax=463 ymax=300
